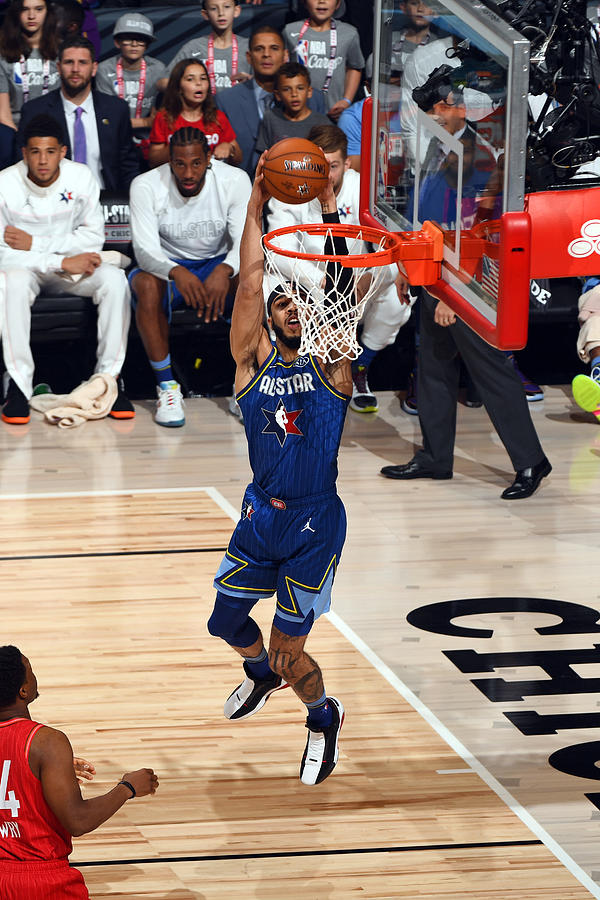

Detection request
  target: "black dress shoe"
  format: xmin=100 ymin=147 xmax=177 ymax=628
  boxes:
xmin=380 ymin=459 xmax=453 ymax=480
xmin=501 ymin=456 xmax=552 ymax=500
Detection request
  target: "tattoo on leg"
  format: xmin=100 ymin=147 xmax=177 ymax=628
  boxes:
xmin=292 ymin=666 xmax=324 ymax=704
xmin=268 ymin=648 xmax=299 ymax=674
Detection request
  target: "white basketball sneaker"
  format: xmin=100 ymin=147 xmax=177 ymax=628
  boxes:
xmin=155 ymin=381 xmax=185 ymax=427
xmin=300 ymin=696 xmax=344 ymax=785
xmin=224 ymin=662 xmax=289 ymax=720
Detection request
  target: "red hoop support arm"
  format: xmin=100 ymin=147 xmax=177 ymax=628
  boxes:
xmin=425 ymin=212 xmax=532 ymax=350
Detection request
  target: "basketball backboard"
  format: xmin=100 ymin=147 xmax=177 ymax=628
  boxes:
xmin=361 ymin=0 xmax=532 ymax=349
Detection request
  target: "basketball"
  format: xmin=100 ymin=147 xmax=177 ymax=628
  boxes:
xmin=262 ymin=138 xmax=330 ymax=205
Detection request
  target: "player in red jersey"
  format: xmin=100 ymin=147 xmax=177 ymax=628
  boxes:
xmin=0 ymin=645 xmax=159 ymax=899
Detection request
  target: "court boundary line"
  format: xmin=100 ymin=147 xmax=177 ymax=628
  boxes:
xmin=207 ymin=484 xmax=600 ymax=898
xmin=6 ymin=484 xmax=597 ymax=896
xmin=326 ymin=608 xmax=600 ymax=899
xmin=75 ymin=838 xmax=543 ymax=868
xmin=0 ymin=548 xmax=227 ymax=561
xmin=0 ymin=486 xmax=220 ymax=501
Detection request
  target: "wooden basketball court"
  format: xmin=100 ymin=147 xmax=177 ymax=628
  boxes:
xmin=1 ymin=386 xmax=599 ymax=898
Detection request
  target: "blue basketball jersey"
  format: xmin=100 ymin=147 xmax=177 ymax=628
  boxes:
xmin=236 ymin=348 xmax=350 ymax=499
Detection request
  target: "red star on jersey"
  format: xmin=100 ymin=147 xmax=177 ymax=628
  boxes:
xmin=282 ymin=408 xmax=302 ymax=434
xmin=338 ymin=204 xmax=352 ymax=219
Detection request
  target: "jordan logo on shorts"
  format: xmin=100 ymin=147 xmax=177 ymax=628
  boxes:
xmin=301 ymin=517 xmax=315 ymax=533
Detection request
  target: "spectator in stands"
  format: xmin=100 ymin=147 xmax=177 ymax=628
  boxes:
xmin=255 ymin=62 xmax=329 ymax=153
xmin=96 ymin=14 xmax=166 ymax=164
xmin=217 ymin=25 xmax=328 ymax=179
xmin=52 ymin=0 xmax=84 ymax=44
xmin=148 ymin=59 xmax=241 ymax=168
xmin=572 ymin=278 xmax=600 ymax=417
xmin=52 ymin=0 xmax=100 ymax=58
xmin=284 ymin=0 xmax=364 ymax=120
xmin=342 ymin=1 xmax=432 ymax=171
xmin=129 ymin=127 xmax=251 ymax=428
xmin=0 ymin=115 xmax=133 ymax=425
xmin=266 ymin=124 xmax=412 ymax=414
xmin=158 ymin=0 xmax=251 ymax=95
xmin=0 ymin=0 xmax=60 ymax=130
xmin=388 ymin=0 xmax=434 ymax=75
xmin=337 ymin=55 xmax=371 ymax=172
xmin=215 ymin=26 xmax=288 ymax=179
xmin=79 ymin=0 xmax=102 ymax=60
xmin=18 ymin=36 xmax=140 ymax=191
xmin=417 ymin=125 xmax=496 ymax=228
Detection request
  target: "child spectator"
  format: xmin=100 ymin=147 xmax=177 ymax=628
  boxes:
xmin=158 ymin=0 xmax=251 ymax=95
xmin=148 ymin=59 xmax=241 ymax=168
xmin=284 ymin=0 xmax=364 ymax=120
xmin=0 ymin=0 xmax=60 ymax=129
xmin=96 ymin=14 xmax=166 ymax=160
xmin=255 ymin=62 xmax=329 ymax=153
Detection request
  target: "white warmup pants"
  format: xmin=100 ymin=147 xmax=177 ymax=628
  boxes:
xmin=577 ymin=284 xmax=600 ymax=363
xmin=359 ymin=271 xmax=414 ymax=352
xmin=0 ymin=264 xmax=131 ymax=399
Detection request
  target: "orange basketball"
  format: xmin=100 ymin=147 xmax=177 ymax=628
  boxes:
xmin=262 ymin=138 xmax=330 ymax=204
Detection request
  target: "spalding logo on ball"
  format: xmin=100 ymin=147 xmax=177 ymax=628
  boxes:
xmin=262 ymin=138 xmax=330 ymax=205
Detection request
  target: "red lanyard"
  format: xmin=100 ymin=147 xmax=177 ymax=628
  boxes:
xmin=116 ymin=57 xmax=147 ymax=118
xmin=206 ymin=35 xmax=238 ymax=94
xmin=19 ymin=55 xmax=49 ymax=104
xmin=297 ymin=19 xmax=337 ymax=93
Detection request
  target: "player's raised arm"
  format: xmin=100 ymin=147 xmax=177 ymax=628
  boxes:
xmin=230 ymin=153 xmax=273 ymax=378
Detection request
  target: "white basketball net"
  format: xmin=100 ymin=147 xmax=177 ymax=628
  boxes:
xmin=262 ymin=226 xmax=395 ymax=363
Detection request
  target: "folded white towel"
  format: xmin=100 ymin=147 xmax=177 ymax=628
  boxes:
xmin=30 ymin=374 xmax=118 ymax=428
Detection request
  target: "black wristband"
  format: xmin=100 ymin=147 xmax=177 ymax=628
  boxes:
xmin=322 ymin=211 xmax=340 ymax=224
xmin=119 ymin=780 xmax=136 ymax=799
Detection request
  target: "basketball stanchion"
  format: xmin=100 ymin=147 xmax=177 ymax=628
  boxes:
xmin=262 ymin=221 xmax=444 ymax=362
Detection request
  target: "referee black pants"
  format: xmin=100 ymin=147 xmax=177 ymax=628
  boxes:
xmin=414 ymin=290 xmax=546 ymax=474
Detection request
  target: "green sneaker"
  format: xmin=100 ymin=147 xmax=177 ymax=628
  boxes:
xmin=572 ymin=373 xmax=600 ymax=413
xmin=32 ymin=383 xmax=52 ymax=396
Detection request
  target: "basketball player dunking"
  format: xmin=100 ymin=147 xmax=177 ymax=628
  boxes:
xmin=0 ymin=646 xmax=159 ymax=899
xmin=210 ymin=153 xmax=352 ymax=785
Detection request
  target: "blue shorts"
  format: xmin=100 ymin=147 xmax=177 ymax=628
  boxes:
xmin=213 ymin=481 xmax=347 ymax=636
xmin=129 ymin=255 xmax=230 ymax=323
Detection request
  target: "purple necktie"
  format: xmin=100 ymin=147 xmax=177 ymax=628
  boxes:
xmin=73 ymin=107 xmax=87 ymax=164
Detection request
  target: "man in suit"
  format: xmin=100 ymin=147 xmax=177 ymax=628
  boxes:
xmin=18 ymin=36 xmax=139 ymax=191
xmin=216 ymin=25 xmax=326 ymax=178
